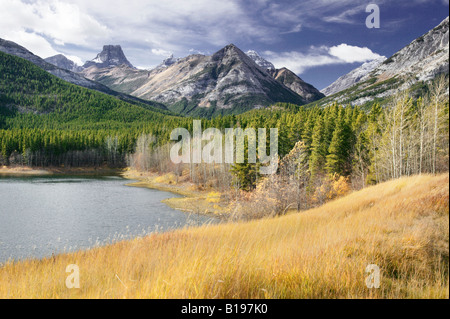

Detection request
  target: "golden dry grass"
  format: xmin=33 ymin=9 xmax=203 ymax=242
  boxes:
xmin=0 ymin=174 xmax=448 ymax=299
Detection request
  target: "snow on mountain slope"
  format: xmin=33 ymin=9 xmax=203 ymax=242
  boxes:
xmin=321 ymin=57 xmax=386 ymax=96
xmin=246 ymin=50 xmax=275 ymax=71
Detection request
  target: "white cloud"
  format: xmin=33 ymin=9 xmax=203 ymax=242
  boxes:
xmin=329 ymin=44 xmax=383 ymax=63
xmin=0 ymin=0 xmax=278 ymax=65
xmin=264 ymin=44 xmax=383 ymax=74
xmin=66 ymin=0 xmax=272 ymax=49
xmin=281 ymin=24 xmax=303 ymax=34
xmin=189 ymin=49 xmax=209 ymax=55
xmin=151 ymin=49 xmax=172 ymax=57
xmin=261 ymin=0 xmax=367 ymax=29
xmin=0 ymin=0 xmax=441 ymax=71
xmin=63 ymin=54 xmax=84 ymax=66
xmin=0 ymin=0 xmax=109 ymax=46
xmin=0 ymin=0 xmax=105 ymax=62
xmin=2 ymin=30 xmax=60 ymax=58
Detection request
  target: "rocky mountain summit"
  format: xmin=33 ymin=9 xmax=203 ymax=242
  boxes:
xmin=45 ymin=54 xmax=83 ymax=73
xmin=155 ymin=54 xmax=180 ymax=70
xmin=83 ymin=45 xmax=134 ymax=69
xmin=137 ymin=44 xmax=307 ymax=114
xmin=269 ymin=68 xmax=325 ymax=103
xmin=246 ymin=50 xmax=324 ymax=103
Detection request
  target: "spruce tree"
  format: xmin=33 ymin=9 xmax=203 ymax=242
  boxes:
xmin=309 ymin=115 xmax=327 ymax=178
xmin=326 ymin=109 xmax=352 ymax=176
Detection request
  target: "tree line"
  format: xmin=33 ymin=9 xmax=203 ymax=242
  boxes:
xmin=1 ymin=49 xmax=448 ymax=208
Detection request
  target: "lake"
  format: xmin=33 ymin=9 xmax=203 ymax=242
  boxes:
xmin=0 ymin=175 xmax=216 ymax=263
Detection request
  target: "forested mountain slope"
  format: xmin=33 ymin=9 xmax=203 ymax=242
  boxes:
xmin=0 ymin=51 xmax=177 ymax=130
xmin=0 ymin=39 xmax=169 ymax=112
xmin=0 ymin=50 xmax=189 ymax=167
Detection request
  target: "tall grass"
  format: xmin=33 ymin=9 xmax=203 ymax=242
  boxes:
xmin=0 ymin=174 xmax=448 ymax=299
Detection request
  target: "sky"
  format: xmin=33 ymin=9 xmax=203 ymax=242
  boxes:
xmin=0 ymin=0 xmax=448 ymax=90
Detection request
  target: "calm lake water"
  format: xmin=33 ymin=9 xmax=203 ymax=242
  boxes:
xmin=0 ymin=175 xmax=216 ymax=263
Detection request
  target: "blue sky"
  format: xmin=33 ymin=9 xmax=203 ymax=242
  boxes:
xmin=0 ymin=0 xmax=448 ymax=90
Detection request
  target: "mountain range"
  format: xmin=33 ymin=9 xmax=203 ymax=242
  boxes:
xmin=78 ymin=44 xmax=324 ymax=116
xmin=1 ymin=16 xmax=448 ymax=118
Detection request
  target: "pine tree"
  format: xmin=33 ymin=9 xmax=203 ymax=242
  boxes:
xmin=230 ymin=139 xmax=259 ymax=191
xmin=326 ymin=109 xmax=352 ymax=176
xmin=309 ymin=115 xmax=327 ymax=178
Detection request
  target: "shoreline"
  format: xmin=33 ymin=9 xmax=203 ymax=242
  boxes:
xmin=0 ymin=166 xmax=223 ymax=266
xmin=0 ymin=165 xmax=124 ymax=176
xmin=122 ymin=169 xmax=229 ymax=219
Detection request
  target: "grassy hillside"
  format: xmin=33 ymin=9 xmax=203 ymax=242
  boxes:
xmin=0 ymin=173 xmax=448 ymax=299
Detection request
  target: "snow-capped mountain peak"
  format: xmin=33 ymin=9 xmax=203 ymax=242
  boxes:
xmin=245 ymin=50 xmax=275 ymax=71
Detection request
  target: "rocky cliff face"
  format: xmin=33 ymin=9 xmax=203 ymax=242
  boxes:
xmin=83 ymin=45 xmax=134 ymax=69
xmin=316 ymin=16 xmax=449 ymax=106
xmin=82 ymin=44 xmax=324 ymax=115
xmin=269 ymin=68 xmax=325 ymax=103
xmin=246 ymin=50 xmax=324 ymax=103
xmin=45 ymin=54 xmax=83 ymax=73
xmin=370 ymin=17 xmax=449 ymax=82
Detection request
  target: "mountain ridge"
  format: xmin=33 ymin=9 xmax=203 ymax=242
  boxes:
xmin=0 ymin=49 xmax=176 ymax=130
xmin=45 ymin=54 xmax=83 ymax=73
xmin=321 ymin=56 xmax=386 ymax=96
xmin=311 ymin=16 xmax=449 ymax=107
xmin=81 ymin=43 xmax=324 ymax=116
xmin=246 ymin=50 xmax=325 ymax=102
